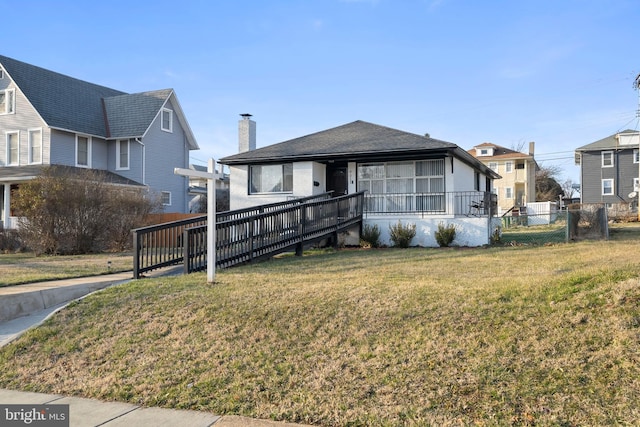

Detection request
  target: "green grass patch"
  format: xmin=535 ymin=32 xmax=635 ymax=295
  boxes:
xmin=0 ymin=252 xmax=132 ymax=287
xmin=1 ymin=238 xmax=640 ymax=425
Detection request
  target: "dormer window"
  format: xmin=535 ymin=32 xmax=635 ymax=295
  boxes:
xmin=0 ymin=69 xmax=4 ymax=79
xmin=476 ymin=147 xmax=494 ymax=156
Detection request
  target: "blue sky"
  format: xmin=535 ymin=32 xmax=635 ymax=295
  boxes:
xmin=4 ymin=0 xmax=640 ymax=183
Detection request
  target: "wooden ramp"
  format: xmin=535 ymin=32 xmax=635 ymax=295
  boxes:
xmin=133 ymin=192 xmax=364 ymax=278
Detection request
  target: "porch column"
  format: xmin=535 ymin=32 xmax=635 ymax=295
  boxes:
xmin=2 ymin=184 xmax=9 ymax=229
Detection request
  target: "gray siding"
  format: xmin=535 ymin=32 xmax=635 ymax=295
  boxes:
xmin=0 ymin=79 xmax=50 ymax=167
xmin=49 ymin=130 xmax=77 ymax=166
xmin=92 ymin=137 xmax=108 ymax=170
xmin=581 ymin=149 xmax=639 ymax=204
xmin=141 ymin=99 xmax=190 ymax=213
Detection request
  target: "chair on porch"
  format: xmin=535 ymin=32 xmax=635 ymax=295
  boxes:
xmin=467 ymin=200 xmax=484 ymax=216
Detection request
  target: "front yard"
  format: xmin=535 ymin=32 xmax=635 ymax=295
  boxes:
xmin=0 ymin=232 xmax=639 ymax=425
xmin=0 ymin=252 xmax=132 ymax=287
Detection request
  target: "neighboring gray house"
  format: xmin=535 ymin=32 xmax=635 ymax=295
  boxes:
xmin=575 ymin=130 xmax=639 ymax=208
xmin=0 ymin=55 xmax=199 ymax=228
xmin=219 ymin=118 xmax=501 ymax=247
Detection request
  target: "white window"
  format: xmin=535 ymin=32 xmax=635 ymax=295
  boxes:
xmin=28 ymin=129 xmax=42 ymax=164
xmin=357 ymin=160 xmax=445 ymax=212
xmin=602 ymin=179 xmax=614 ymax=195
xmin=488 ymin=162 xmax=498 ymax=171
xmin=6 ymin=131 xmax=19 ymax=165
xmin=76 ymin=135 xmax=91 ymax=167
xmin=602 ymin=151 xmax=614 ymax=168
xmin=634 ymin=178 xmax=639 ymax=192
xmin=249 ymin=164 xmax=293 ymax=194
xmin=116 ymin=139 xmax=129 ymax=170
xmin=505 ymin=161 xmax=513 ymax=173
xmin=0 ymin=69 xmax=4 ymax=79
xmin=161 ymin=191 xmax=172 ymax=206
xmin=634 ymin=149 xmax=639 ymax=164
xmin=161 ymin=108 xmax=173 ymax=132
xmin=479 ymin=149 xmax=488 ymax=156
xmin=0 ymin=88 xmax=15 ymax=114
xmin=505 ymin=187 xmax=513 ymax=199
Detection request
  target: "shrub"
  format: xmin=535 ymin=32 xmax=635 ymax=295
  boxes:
xmin=435 ymin=222 xmax=457 ymax=247
xmin=389 ymin=221 xmax=416 ymax=248
xmin=360 ymin=223 xmax=381 ymax=248
xmin=0 ymin=229 xmax=25 ymax=253
xmin=13 ymin=166 xmax=159 ymax=255
xmin=490 ymin=226 xmax=502 ymax=245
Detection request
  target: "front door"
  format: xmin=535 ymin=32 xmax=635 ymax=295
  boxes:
xmin=326 ymin=164 xmax=348 ymax=197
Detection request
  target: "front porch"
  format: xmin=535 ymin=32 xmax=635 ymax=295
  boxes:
xmin=361 ymin=191 xmax=498 ymax=247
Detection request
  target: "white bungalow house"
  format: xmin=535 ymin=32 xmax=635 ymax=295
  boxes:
xmin=218 ymin=117 xmax=501 ymax=247
xmin=0 ymin=55 xmax=199 ymax=229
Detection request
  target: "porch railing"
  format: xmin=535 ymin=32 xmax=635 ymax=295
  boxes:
xmin=363 ymin=191 xmax=497 ymax=217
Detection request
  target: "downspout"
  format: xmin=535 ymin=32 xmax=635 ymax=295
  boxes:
xmin=135 ymin=138 xmax=145 ymax=185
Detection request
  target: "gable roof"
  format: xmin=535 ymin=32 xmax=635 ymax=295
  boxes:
xmin=468 ymin=142 xmax=533 ymax=160
xmin=219 ymin=120 xmax=500 ymax=178
xmin=575 ymin=129 xmax=639 ymax=152
xmin=103 ymin=89 xmax=173 ymax=138
xmin=0 ymin=55 xmax=198 ymax=149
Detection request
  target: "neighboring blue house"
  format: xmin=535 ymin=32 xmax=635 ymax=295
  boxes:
xmin=0 ymin=55 xmax=199 ymax=229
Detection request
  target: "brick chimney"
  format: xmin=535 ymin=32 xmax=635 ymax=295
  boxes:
xmin=238 ymin=114 xmax=256 ymax=153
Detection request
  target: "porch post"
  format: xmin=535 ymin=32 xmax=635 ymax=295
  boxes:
xmin=3 ymin=184 xmax=10 ymax=229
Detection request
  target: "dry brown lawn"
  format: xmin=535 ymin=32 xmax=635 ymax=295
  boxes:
xmin=0 ymin=227 xmax=639 ymax=425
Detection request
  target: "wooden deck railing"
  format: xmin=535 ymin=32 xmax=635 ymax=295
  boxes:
xmin=133 ymin=192 xmax=364 ymax=278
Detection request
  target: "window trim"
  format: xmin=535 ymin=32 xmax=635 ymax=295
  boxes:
xmin=0 ymin=88 xmax=15 ymax=115
xmin=28 ymin=128 xmax=42 ymax=164
xmin=601 ymin=151 xmax=614 ymax=168
xmin=633 ymin=178 xmax=639 ymax=193
xmin=75 ymin=134 xmax=91 ymax=168
xmin=161 ymin=108 xmax=173 ymax=133
xmin=6 ymin=131 xmax=19 ymax=166
xmin=505 ymin=187 xmax=513 ymax=199
xmin=116 ymin=139 xmax=130 ymax=170
xmin=161 ymin=191 xmax=172 ymax=206
xmin=0 ymin=69 xmax=4 ymax=79
xmin=602 ymin=178 xmax=614 ymax=196
xmin=249 ymin=163 xmax=294 ymax=194
xmin=488 ymin=162 xmax=498 ymax=171
xmin=505 ymin=161 xmax=513 ymax=173
xmin=634 ymin=149 xmax=639 ymax=164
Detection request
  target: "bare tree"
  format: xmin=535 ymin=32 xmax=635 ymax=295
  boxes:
xmin=536 ymin=165 xmax=564 ymax=202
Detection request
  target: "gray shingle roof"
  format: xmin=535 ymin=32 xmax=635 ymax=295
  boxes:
xmin=220 ymin=120 xmax=458 ymax=164
xmin=219 ymin=120 xmax=500 ymax=179
xmin=0 ymin=55 xmax=125 ymax=136
xmin=0 ymin=165 xmax=144 ymax=186
xmin=103 ymin=89 xmax=173 ymax=138
xmin=575 ymin=130 xmax=638 ymax=151
xmin=0 ymin=55 xmax=197 ymax=148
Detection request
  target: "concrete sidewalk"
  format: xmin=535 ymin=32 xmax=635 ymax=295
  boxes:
xmin=0 ymin=389 xmax=307 ymax=426
xmin=0 ymin=271 xmax=135 ymax=323
xmin=0 ymin=270 xmax=311 ymax=426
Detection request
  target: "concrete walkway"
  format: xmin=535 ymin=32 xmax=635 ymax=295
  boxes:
xmin=0 ymin=270 xmax=310 ymax=427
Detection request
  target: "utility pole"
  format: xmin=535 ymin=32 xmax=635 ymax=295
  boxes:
xmin=635 ymin=74 xmax=640 ymax=220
